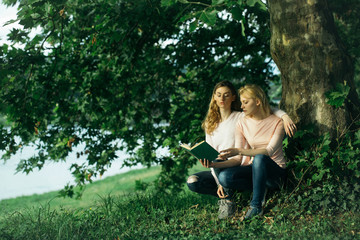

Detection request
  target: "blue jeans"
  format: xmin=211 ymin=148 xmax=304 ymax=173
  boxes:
xmin=249 ymin=154 xmax=286 ymax=207
xmin=187 ymin=155 xmax=286 ymax=207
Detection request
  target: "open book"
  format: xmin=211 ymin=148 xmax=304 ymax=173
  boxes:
xmin=180 ymin=140 xmax=219 ymax=162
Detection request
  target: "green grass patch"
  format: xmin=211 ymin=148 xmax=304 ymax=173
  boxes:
xmin=0 ymin=166 xmax=161 ymax=218
xmin=0 ymin=163 xmax=359 ymax=239
xmin=0 ymin=190 xmax=359 ymax=239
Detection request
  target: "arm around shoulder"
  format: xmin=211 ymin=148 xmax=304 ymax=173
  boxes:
xmin=272 ymin=107 xmax=297 ymax=137
xmin=280 ymin=114 xmax=297 ymax=137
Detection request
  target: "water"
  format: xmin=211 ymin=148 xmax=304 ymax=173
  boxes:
xmin=0 ymin=144 xmax=140 ymax=201
xmin=0 ymin=7 xmax=139 ymax=200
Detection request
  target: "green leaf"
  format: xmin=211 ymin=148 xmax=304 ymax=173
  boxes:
xmin=2 ymin=44 xmax=9 ymax=54
xmin=247 ymin=0 xmax=256 ymax=6
xmin=163 ymin=137 xmax=172 ymax=147
xmin=199 ymin=9 xmax=218 ymax=26
xmin=212 ymin=0 xmax=225 ymax=5
xmin=354 ymin=130 xmax=360 ymax=145
xmin=189 ymin=20 xmax=198 ymax=32
xmin=161 ymin=0 xmax=176 ymax=7
xmin=283 ymin=137 xmax=289 ymax=148
xmin=325 ymin=82 xmax=350 ymax=108
xmin=4 ymin=19 xmax=18 ymax=25
xmin=33 ymin=93 xmax=41 ymax=100
xmin=246 ymin=0 xmax=267 ymax=11
xmin=178 ymin=0 xmax=189 ymax=3
xmin=231 ymin=7 xmax=243 ymax=21
xmin=179 ymin=13 xmax=193 ymax=23
xmin=44 ymin=2 xmax=51 ymax=14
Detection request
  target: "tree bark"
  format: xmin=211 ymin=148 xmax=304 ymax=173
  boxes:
xmin=268 ymin=0 xmax=360 ymax=137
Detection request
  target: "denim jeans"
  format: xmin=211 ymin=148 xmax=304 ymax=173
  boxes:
xmin=249 ymin=154 xmax=286 ymax=207
xmin=187 ymin=154 xmax=286 ymax=206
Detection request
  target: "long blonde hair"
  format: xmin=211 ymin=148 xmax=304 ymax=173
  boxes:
xmin=202 ymin=81 xmax=241 ymax=134
xmin=239 ymin=84 xmax=271 ymax=116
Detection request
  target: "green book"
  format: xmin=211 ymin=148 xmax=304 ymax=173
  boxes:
xmin=180 ymin=140 xmax=219 ymax=162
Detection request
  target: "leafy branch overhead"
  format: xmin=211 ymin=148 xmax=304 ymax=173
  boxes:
xmin=0 ymin=0 xmax=277 ymax=195
xmin=164 ymin=0 xmax=266 ymax=33
xmin=1 ymin=0 xmax=359 ymax=199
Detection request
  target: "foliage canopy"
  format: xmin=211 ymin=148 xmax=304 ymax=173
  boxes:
xmin=0 ymin=0 xmax=278 ymax=194
xmin=1 ymin=0 xmax=359 ymax=197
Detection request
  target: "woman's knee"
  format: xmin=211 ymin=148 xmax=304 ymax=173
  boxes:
xmin=252 ymin=154 xmax=268 ymax=169
xmin=187 ymin=175 xmax=200 ymax=192
xmin=218 ymin=172 xmax=233 ymax=188
xmin=187 ymin=175 xmax=199 ymax=184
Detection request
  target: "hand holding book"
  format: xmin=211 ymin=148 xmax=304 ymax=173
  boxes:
xmin=198 ymin=158 xmax=213 ymax=168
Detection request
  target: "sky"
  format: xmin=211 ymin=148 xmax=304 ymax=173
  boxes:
xmin=0 ymin=3 xmax=20 ymax=45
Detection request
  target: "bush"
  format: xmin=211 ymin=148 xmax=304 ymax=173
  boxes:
xmin=282 ymin=124 xmax=360 ymax=215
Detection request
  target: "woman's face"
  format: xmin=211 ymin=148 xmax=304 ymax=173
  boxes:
xmin=213 ymin=86 xmax=235 ymax=110
xmin=240 ymin=93 xmax=260 ymax=116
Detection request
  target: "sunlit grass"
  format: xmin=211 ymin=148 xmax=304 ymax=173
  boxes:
xmin=1 ymin=189 xmax=359 ymax=239
xmin=0 ymin=162 xmax=359 ymax=239
xmin=0 ymin=166 xmax=161 ymax=218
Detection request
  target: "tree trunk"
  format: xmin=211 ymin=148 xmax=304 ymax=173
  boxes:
xmin=268 ymin=0 xmax=360 ymax=137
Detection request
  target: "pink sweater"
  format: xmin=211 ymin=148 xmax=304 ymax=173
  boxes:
xmin=235 ymin=114 xmax=286 ymax=168
xmin=205 ymin=109 xmax=286 ymax=151
xmin=205 ymin=110 xmax=286 ymax=185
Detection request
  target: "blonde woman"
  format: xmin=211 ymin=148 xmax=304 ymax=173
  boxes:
xmin=187 ymin=81 xmax=296 ymax=219
xmin=217 ymin=84 xmax=290 ymax=219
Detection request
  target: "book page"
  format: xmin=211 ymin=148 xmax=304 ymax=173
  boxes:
xmin=180 ymin=144 xmax=191 ymax=150
xmin=191 ymin=140 xmax=205 ymax=149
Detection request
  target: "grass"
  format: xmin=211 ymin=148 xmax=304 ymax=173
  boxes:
xmin=0 ymin=163 xmax=359 ymax=239
xmin=0 ymin=166 xmax=162 ymax=218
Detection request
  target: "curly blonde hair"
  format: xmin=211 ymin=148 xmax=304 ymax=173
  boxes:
xmin=202 ymin=81 xmax=241 ymax=134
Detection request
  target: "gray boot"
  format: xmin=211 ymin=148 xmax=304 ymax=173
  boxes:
xmin=218 ymin=199 xmax=236 ymax=219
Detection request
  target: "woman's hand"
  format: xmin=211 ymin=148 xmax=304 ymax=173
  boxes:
xmin=217 ymin=185 xmax=229 ymax=199
xmin=219 ymin=148 xmax=240 ymax=159
xmin=281 ymin=114 xmax=297 ymax=137
xmin=199 ymin=159 xmax=213 ymax=168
